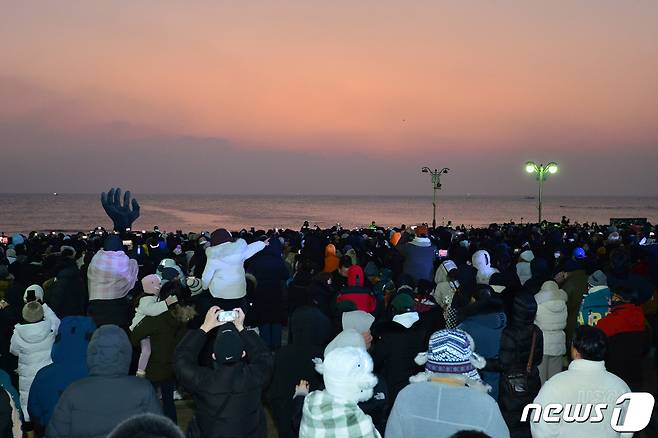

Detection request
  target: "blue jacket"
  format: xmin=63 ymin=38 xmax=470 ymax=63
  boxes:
xmin=459 ymin=311 xmax=507 ymax=401
xmin=27 ymin=316 xmax=96 ymax=428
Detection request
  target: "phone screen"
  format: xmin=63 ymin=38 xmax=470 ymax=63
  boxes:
xmin=438 ymin=249 xmax=448 ymax=258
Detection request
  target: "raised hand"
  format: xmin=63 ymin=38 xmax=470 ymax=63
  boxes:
xmin=101 ymin=187 xmax=140 ymax=232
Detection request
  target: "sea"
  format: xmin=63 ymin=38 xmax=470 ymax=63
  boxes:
xmin=0 ymin=194 xmax=656 ymax=234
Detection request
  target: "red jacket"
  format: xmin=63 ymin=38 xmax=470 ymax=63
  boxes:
xmin=596 ymin=303 xmax=645 ymax=338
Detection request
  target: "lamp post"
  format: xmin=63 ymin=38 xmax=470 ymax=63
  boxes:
xmin=525 ymin=161 xmax=559 ymax=223
xmin=421 ymin=166 xmax=449 ymax=228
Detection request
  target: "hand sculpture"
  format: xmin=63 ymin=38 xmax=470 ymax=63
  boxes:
xmin=101 ymin=187 xmax=140 ymax=232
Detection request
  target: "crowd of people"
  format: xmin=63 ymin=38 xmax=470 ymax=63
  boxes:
xmin=1 ymin=187 xmax=658 ymax=438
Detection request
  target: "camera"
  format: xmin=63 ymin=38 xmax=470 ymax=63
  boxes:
xmin=217 ymin=310 xmax=237 ymax=322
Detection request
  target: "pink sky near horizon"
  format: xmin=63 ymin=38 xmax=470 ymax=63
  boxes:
xmin=1 ymin=1 xmax=658 ymax=195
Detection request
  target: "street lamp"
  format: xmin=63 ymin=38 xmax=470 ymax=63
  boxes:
xmin=421 ymin=166 xmax=449 ymax=228
xmin=525 ymin=161 xmax=559 ymax=223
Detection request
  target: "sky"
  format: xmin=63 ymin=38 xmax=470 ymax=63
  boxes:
xmin=1 ymin=0 xmax=657 ymax=196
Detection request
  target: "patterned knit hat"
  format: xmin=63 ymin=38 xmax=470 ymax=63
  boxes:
xmin=186 ymin=277 xmax=204 ymax=296
xmin=417 ymin=329 xmax=485 ymax=381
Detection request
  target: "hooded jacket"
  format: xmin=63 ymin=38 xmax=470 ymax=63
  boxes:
xmin=130 ymin=310 xmax=188 ymax=383
xmin=370 ymin=314 xmax=425 ymax=403
xmin=323 ymin=244 xmax=340 ymax=273
xmin=599 ymin=303 xmax=648 ymax=387
xmin=269 ymin=306 xmax=332 ymax=438
xmin=515 ymin=251 xmax=534 ymax=286
xmin=337 ymin=266 xmax=377 ymax=314
xmin=397 ymin=236 xmax=437 ymax=282
xmin=9 ymin=309 xmax=60 ymax=421
xmin=494 ymin=293 xmax=543 ymax=438
xmin=433 ymin=260 xmax=459 ymax=308
xmin=47 ymin=325 xmax=161 ymax=438
xmin=472 ymin=250 xmax=499 ymax=285
xmin=87 ymin=250 xmax=138 ymax=301
xmin=247 ymin=238 xmax=290 ymax=324
xmin=533 ymin=281 xmax=568 ymax=356
xmin=458 ymin=297 xmax=507 ymax=401
xmin=174 ymin=328 xmax=273 ymax=438
xmin=203 ymin=239 xmax=266 ymax=299
xmin=46 ymin=261 xmax=87 ymax=318
xmin=28 ymin=316 xmax=96 ymax=429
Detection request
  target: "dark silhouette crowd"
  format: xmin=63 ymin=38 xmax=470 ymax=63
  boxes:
xmin=1 ymin=188 xmax=657 ymax=438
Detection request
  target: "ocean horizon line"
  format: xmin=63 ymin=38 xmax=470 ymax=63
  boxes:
xmin=1 ymin=192 xmax=657 ymax=199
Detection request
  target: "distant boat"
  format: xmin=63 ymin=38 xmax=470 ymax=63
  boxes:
xmin=524 ymin=196 xmax=535 ymax=200
xmin=53 ymin=192 xmax=58 ymax=196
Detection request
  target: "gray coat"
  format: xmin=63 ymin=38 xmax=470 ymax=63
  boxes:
xmin=385 ymin=379 xmax=510 ymax=438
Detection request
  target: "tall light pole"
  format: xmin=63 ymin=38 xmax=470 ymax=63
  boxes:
xmin=421 ymin=166 xmax=449 ymax=228
xmin=525 ymin=161 xmax=559 ymax=223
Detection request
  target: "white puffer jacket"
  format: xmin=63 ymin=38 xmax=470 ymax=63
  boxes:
xmin=9 ymin=307 xmax=59 ymax=421
xmin=202 ymin=239 xmax=266 ymax=299
xmin=534 ymin=281 xmax=568 ymax=356
xmin=516 ymin=250 xmax=534 ymax=285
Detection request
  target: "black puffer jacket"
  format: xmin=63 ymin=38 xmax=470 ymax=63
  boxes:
xmin=174 ymin=328 xmax=273 ymax=438
xmin=87 ymin=297 xmax=134 ymax=330
xmin=491 ymin=292 xmax=544 ymax=438
xmin=371 ymin=315 xmax=426 ymax=403
xmin=247 ymin=238 xmax=290 ymax=325
xmin=46 ymin=260 xmax=87 ymax=318
xmin=269 ymin=306 xmax=331 ymax=438
xmin=47 ymin=325 xmax=162 ymax=438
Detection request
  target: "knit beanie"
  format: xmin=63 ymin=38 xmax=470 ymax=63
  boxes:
xmin=390 ymin=293 xmax=415 ymax=314
xmin=24 ymin=284 xmax=44 ymax=303
xmin=315 ymin=346 xmax=378 ymax=403
xmin=363 ymin=262 xmax=379 ymax=278
xmin=416 ymin=329 xmax=485 ymax=381
xmin=213 ymin=323 xmax=244 ymax=364
xmin=210 ymin=228 xmax=232 ymax=247
xmin=588 ymin=270 xmax=607 ymax=287
xmin=519 ymin=250 xmax=535 ymax=263
xmin=22 ymin=301 xmax=44 ymax=323
xmin=141 ymin=274 xmax=161 ymax=296
xmin=186 ymin=277 xmax=203 ymax=296
xmin=341 ymin=310 xmax=374 ymax=333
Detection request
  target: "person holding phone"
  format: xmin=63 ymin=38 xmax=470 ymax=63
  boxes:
xmin=174 ymin=306 xmax=273 ymax=438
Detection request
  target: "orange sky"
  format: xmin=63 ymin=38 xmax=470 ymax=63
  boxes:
xmin=1 ymin=1 xmax=657 ymax=194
